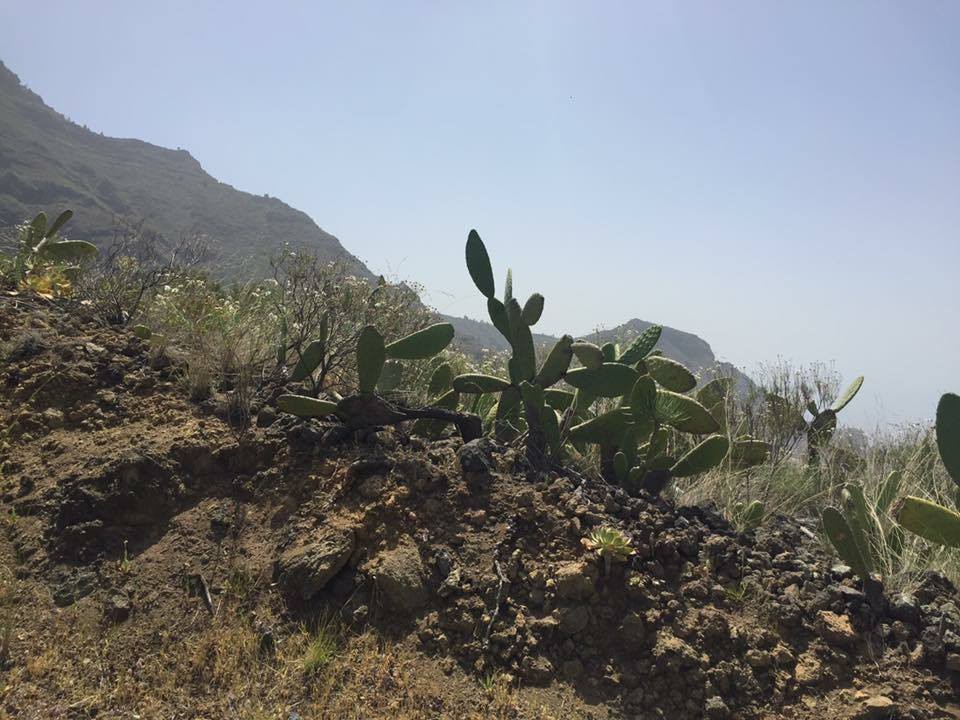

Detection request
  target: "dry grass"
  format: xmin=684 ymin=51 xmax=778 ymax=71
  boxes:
xmin=676 ymin=427 xmax=960 ymax=594
xmin=0 ymin=585 xmax=560 ymax=720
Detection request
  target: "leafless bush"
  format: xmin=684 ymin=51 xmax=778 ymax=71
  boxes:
xmin=271 ymin=250 xmax=432 ymax=398
xmin=75 ymin=217 xmax=208 ymax=326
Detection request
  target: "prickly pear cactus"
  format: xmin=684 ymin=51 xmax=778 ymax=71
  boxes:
xmin=454 ymin=230 xmax=573 ymax=464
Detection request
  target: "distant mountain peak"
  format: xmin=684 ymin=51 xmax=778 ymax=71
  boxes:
xmin=443 ymin=313 xmax=752 ymax=391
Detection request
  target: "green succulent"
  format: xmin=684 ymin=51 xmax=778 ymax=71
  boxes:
xmin=822 ymin=478 xmax=896 ymax=605
xmin=582 ymin=526 xmax=634 ymax=574
xmin=895 ymin=393 xmax=960 ymax=549
xmin=456 ymin=230 xmax=574 ymax=465
xmin=5 ymin=210 xmax=98 ymax=288
xmin=277 ymin=321 xmax=482 ymax=440
xmin=805 ymin=375 xmax=864 ymax=466
xmin=733 ymin=500 xmax=764 ymax=530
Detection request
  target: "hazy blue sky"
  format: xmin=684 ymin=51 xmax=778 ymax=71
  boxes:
xmin=2 ymin=1 xmax=958 ymax=428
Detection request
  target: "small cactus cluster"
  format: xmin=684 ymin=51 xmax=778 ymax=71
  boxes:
xmin=455 ymin=230 xmax=575 ymax=464
xmin=894 ymin=393 xmax=960 ymax=548
xmin=455 ymin=230 xmax=770 ymax=494
xmin=564 ymin=354 xmax=768 ymax=495
xmin=277 ymin=322 xmax=481 ymax=440
xmin=5 ymin=210 xmax=98 ymax=295
xmin=805 ymin=376 xmax=864 ymax=466
xmin=821 ymin=472 xmax=902 ymax=598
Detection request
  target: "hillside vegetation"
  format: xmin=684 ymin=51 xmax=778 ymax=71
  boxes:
xmin=0 ymin=61 xmax=369 ymax=279
xmin=1 ymin=211 xmax=959 ymax=718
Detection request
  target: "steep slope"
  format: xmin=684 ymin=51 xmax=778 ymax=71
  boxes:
xmin=0 ymin=61 xmax=370 ymax=278
xmin=1 ymin=296 xmax=958 ymax=719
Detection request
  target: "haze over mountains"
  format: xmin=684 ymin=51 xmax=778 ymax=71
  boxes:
xmin=0 ymin=61 xmax=369 ymax=279
xmin=0 ymin=59 xmax=744 ymax=384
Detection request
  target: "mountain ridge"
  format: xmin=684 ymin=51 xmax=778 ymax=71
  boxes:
xmin=0 ymin=60 xmax=371 ymax=279
xmin=2 ymin=58 xmax=747 ymax=386
xmin=442 ymin=313 xmax=753 ymax=390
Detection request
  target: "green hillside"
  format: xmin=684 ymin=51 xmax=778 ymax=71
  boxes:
xmin=0 ymin=61 xmax=369 ymax=278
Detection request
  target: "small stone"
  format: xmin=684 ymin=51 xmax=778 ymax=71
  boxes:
xmin=814 ymin=610 xmax=857 ymax=650
xmin=946 ymin=653 xmax=960 ymax=672
xmin=256 ymin=406 xmax=277 ymax=427
xmin=554 ymin=560 xmax=598 ymax=600
xmin=794 ymin=652 xmax=823 ymax=686
xmin=41 ymin=408 xmax=65 ymax=428
xmin=773 ymin=644 xmax=795 ymax=666
xmin=437 ymin=567 xmax=461 ymax=598
xmin=620 ymin=612 xmax=646 ymax=644
xmin=850 ymin=695 xmax=896 ymax=720
xmin=106 ymin=593 xmax=131 ymax=622
xmin=745 ymin=649 xmax=774 ymax=669
xmin=519 ymin=655 xmax=554 ymax=685
xmin=277 ymin=525 xmax=355 ymax=600
xmin=358 ymin=474 xmax=385 ymax=500
xmin=365 ymin=535 xmax=428 ymax=612
xmin=558 ymin=605 xmax=590 ymax=635
xmin=704 ymin=696 xmax=731 ymax=720
xmin=457 ymin=438 xmax=495 ymax=474
xmin=890 ymin=593 xmax=921 ymax=625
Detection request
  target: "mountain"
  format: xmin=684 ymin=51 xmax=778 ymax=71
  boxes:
xmin=445 ymin=314 xmax=753 ymax=391
xmin=0 ymin=61 xmax=370 ymax=278
xmin=2 ymin=59 xmax=748 ymax=389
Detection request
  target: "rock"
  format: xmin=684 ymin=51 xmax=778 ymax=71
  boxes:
xmin=814 ymin=610 xmax=857 ymax=650
xmin=41 ymin=408 xmax=64 ymax=428
xmin=106 ymin=593 xmax=131 ymax=622
xmin=921 ymin=626 xmax=945 ymax=663
xmin=358 ymin=474 xmax=385 ymax=500
xmin=278 ymin=525 xmax=355 ymax=600
xmin=794 ymin=652 xmax=823 ymax=686
xmin=946 ymin=653 xmax=960 ymax=672
xmin=519 ymin=654 xmax=554 ymax=685
xmin=849 ymin=695 xmax=896 ymax=720
xmin=554 ymin=560 xmax=598 ymax=601
xmin=745 ymin=649 xmax=774 ymax=669
xmin=52 ymin=569 xmax=97 ymax=607
xmin=255 ymin=406 xmax=277 ymax=428
xmin=558 ymin=606 xmax=590 ymax=636
xmin=704 ymin=695 xmax=731 ymax=720
xmin=890 ymin=593 xmax=921 ymax=625
xmin=620 ymin=612 xmax=646 ymax=645
xmin=365 ymin=535 xmax=428 ymax=612
xmin=347 ymin=457 xmax=392 ymax=481
xmin=837 ymin=585 xmax=866 ymax=606
xmin=773 ymin=644 xmax=795 ymax=666
xmin=457 ymin=438 xmax=495 ymax=474
xmin=437 ymin=567 xmax=461 ymax=598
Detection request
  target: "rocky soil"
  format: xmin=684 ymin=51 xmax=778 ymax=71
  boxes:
xmin=1 ymin=294 xmax=960 ymax=719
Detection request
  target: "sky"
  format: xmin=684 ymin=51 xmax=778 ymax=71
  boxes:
xmin=1 ymin=1 xmax=958 ymax=429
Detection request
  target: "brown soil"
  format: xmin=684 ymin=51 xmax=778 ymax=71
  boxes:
xmin=1 ymin=294 xmax=959 ymax=719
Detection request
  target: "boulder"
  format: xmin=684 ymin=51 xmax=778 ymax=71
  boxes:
xmin=365 ymin=535 xmax=428 ymax=612
xmin=278 ymin=525 xmax=355 ymax=600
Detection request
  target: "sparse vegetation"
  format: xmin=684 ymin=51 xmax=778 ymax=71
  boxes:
xmin=3 ymin=209 xmax=960 ymax=719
